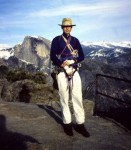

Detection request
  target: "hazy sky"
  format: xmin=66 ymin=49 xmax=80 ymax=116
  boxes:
xmin=0 ymin=0 xmax=131 ymax=47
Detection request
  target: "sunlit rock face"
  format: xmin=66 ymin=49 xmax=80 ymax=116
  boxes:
xmin=13 ymin=36 xmax=51 ymax=71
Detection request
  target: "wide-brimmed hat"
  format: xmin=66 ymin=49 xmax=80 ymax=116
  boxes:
xmin=58 ymin=18 xmax=76 ymax=27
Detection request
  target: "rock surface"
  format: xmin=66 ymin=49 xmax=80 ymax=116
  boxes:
xmin=0 ymin=79 xmax=59 ymax=103
xmin=80 ymin=58 xmax=131 ymax=129
xmin=2 ymin=36 xmax=51 ymax=72
xmin=0 ymin=100 xmax=131 ymax=150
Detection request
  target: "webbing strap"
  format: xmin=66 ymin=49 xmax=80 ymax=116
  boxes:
xmin=62 ymin=35 xmax=74 ymax=53
xmin=62 ymin=35 xmax=78 ymax=57
xmin=58 ymin=35 xmax=72 ymax=56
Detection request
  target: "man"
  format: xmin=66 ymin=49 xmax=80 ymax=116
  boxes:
xmin=50 ymin=18 xmax=90 ymax=137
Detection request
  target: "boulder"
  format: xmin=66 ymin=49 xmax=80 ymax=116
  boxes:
xmin=1 ymin=79 xmax=59 ymax=103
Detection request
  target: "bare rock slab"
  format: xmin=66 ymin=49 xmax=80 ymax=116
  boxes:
xmin=0 ymin=101 xmax=131 ymax=150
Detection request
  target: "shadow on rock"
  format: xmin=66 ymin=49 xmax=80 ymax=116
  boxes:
xmin=19 ymin=84 xmax=31 ymax=103
xmin=37 ymin=104 xmax=63 ymax=126
xmin=95 ymin=106 xmax=131 ymax=130
xmin=0 ymin=114 xmax=39 ymax=150
xmin=51 ymin=72 xmax=59 ymax=90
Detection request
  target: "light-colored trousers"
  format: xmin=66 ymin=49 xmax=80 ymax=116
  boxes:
xmin=57 ymin=71 xmax=85 ymax=124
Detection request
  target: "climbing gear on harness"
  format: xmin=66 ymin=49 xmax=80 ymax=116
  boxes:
xmin=57 ymin=36 xmax=72 ymax=59
xmin=62 ymin=35 xmax=78 ymax=58
xmin=64 ymin=65 xmax=75 ymax=75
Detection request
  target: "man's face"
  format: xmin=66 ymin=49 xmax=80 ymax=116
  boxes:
xmin=62 ymin=26 xmax=72 ymax=35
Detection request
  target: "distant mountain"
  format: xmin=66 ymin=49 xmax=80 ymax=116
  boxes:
xmin=1 ymin=39 xmax=131 ymax=70
xmin=0 ymin=36 xmax=51 ymax=72
xmin=81 ymin=41 xmax=131 ymax=67
xmin=80 ymin=41 xmax=131 ymax=100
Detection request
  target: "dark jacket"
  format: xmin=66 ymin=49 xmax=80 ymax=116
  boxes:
xmin=50 ymin=33 xmax=84 ymax=67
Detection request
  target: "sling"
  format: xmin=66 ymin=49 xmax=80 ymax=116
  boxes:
xmin=62 ymin=35 xmax=78 ymax=58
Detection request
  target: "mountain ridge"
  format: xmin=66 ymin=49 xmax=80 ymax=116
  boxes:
xmin=1 ymin=36 xmax=131 ymax=69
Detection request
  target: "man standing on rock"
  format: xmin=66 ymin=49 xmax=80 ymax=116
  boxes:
xmin=50 ymin=18 xmax=90 ymax=137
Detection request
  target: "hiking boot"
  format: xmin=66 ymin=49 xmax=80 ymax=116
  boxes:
xmin=63 ymin=123 xmax=73 ymax=136
xmin=74 ymin=124 xmax=90 ymax=137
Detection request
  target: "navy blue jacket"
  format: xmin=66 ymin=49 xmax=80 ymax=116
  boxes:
xmin=50 ymin=33 xmax=84 ymax=67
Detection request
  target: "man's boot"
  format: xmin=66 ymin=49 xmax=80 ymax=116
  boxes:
xmin=74 ymin=124 xmax=90 ymax=137
xmin=63 ymin=123 xmax=73 ymax=136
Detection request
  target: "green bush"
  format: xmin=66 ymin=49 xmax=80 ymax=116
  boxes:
xmin=32 ymin=72 xmax=46 ymax=84
xmin=6 ymin=69 xmax=46 ymax=84
xmin=0 ymin=65 xmax=9 ymax=78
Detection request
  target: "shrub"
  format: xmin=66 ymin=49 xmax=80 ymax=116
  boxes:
xmin=0 ymin=65 xmax=9 ymax=78
xmin=6 ymin=69 xmax=46 ymax=84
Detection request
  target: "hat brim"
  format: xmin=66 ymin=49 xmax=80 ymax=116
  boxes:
xmin=58 ymin=24 xmax=76 ymax=27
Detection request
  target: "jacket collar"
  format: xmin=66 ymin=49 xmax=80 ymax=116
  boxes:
xmin=62 ymin=33 xmax=71 ymax=39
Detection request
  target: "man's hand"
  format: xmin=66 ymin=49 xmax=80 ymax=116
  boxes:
xmin=61 ymin=60 xmax=75 ymax=68
xmin=61 ymin=60 xmax=70 ymax=67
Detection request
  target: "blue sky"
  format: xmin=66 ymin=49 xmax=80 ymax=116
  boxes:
xmin=0 ymin=0 xmax=131 ymax=47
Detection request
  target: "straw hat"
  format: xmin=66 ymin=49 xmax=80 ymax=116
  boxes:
xmin=58 ymin=18 xmax=76 ymax=27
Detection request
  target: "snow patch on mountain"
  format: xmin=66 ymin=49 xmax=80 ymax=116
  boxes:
xmin=113 ymin=48 xmax=126 ymax=57
xmin=114 ymin=48 xmax=125 ymax=53
xmin=27 ymin=35 xmax=39 ymax=39
xmin=0 ymin=48 xmax=14 ymax=59
xmin=81 ymin=41 xmax=131 ymax=48
xmin=90 ymin=49 xmax=106 ymax=57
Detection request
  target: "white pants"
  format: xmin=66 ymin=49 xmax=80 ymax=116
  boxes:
xmin=57 ymin=71 xmax=85 ymax=124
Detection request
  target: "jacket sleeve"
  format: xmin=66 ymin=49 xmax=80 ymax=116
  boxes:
xmin=50 ymin=37 xmax=63 ymax=67
xmin=75 ymin=38 xmax=84 ymax=63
